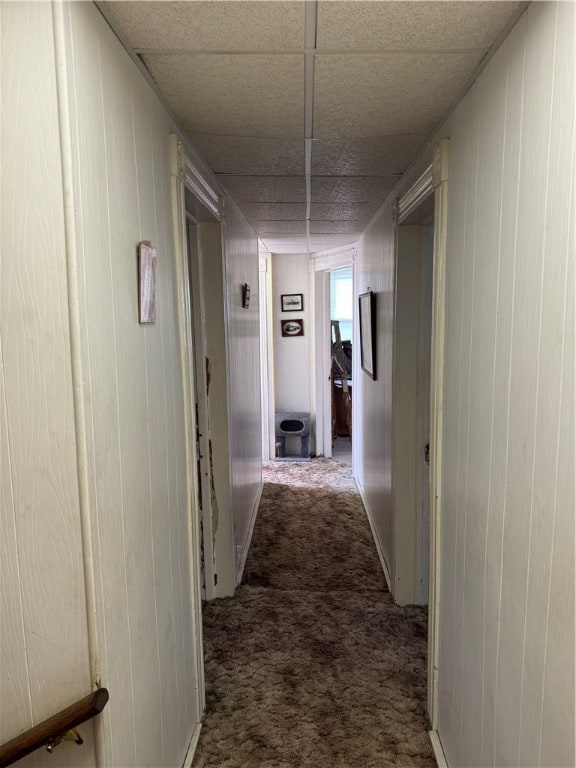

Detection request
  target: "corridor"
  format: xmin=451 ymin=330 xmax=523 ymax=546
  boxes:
xmin=194 ymin=460 xmax=434 ymax=767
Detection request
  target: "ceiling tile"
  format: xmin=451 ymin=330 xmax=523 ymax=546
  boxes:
xmin=309 ymin=221 xmax=363 ymax=234
xmin=311 ymin=176 xmax=398 ymax=204
xmin=256 ymin=221 xmax=307 ymax=235
xmin=314 ymin=53 xmax=481 ymax=138
xmin=259 ymin=237 xmax=310 ymax=254
xmin=218 ymin=176 xmax=306 ymax=202
xmin=308 ymin=235 xmax=357 ymax=252
xmin=103 ymin=1 xmax=305 ymax=51
xmin=316 ymin=2 xmax=521 ymax=50
xmin=240 ymin=203 xmax=307 ymax=222
xmin=310 ymin=202 xmax=379 ymax=222
xmin=144 ymin=54 xmax=304 ymax=138
xmin=312 ymin=135 xmax=424 ymax=176
xmin=193 ymin=137 xmax=305 ymax=176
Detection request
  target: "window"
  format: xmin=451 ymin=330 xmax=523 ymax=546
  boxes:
xmin=330 ymin=267 xmax=353 ymax=342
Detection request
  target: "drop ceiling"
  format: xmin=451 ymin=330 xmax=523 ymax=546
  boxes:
xmin=99 ymin=0 xmax=525 ymax=255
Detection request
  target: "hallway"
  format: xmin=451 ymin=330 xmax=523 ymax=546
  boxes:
xmin=194 ymin=460 xmax=434 ymax=767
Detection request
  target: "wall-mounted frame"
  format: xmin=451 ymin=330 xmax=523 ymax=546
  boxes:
xmin=281 ymin=318 xmax=304 ymax=337
xmin=359 ymin=291 xmax=376 ymax=379
xmin=281 ymin=293 xmax=303 ymax=312
xmin=138 ymin=241 xmax=157 ymax=324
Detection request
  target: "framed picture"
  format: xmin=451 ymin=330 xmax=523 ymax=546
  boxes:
xmin=281 ymin=318 xmax=304 ymax=337
xmin=281 ymin=293 xmax=303 ymax=312
xmin=138 ymin=241 xmax=157 ymax=324
xmin=359 ymin=291 xmax=376 ymax=379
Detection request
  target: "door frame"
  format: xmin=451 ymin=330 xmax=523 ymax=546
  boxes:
xmin=395 ymin=139 xmax=449 ymax=730
xmin=185 ymin=216 xmax=217 ymax=601
xmin=259 ymin=252 xmax=275 ymax=460
xmin=170 ymin=134 xmax=223 ymax=715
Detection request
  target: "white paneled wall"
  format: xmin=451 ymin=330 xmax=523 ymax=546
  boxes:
xmin=437 ymin=4 xmax=574 ymax=766
xmin=0 ymin=4 xmax=95 ymax=766
xmin=66 ymin=3 xmax=199 ymax=765
xmin=356 ymin=3 xmax=574 ymax=766
xmin=355 ymin=208 xmax=395 ymax=580
xmin=223 ymin=201 xmax=262 ymax=578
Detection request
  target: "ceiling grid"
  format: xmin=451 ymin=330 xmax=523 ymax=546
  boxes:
xmin=100 ymin=0 xmax=527 ymax=254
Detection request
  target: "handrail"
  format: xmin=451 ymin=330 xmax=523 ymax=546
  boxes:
xmin=0 ymin=688 xmax=109 ymax=767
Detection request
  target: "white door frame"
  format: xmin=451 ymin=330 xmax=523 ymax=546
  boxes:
xmin=170 ymin=134 xmax=223 ymax=714
xmin=396 ymin=139 xmax=449 ymax=729
xmin=259 ymin=253 xmax=276 ymax=460
xmin=185 ymin=217 xmax=217 ymax=601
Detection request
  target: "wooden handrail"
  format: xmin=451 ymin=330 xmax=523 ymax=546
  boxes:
xmin=0 ymin=688 xmax=109 ymax=767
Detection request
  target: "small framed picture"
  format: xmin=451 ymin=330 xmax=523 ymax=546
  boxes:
xmin=138 ymin=241 xmax=157 ymax=324
xmin=281 ymin=293 xmax=303 ymax=312
xmin=281 ymin=318 xmax=304 ymax=337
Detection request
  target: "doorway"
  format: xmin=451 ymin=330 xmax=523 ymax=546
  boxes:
xmin=393 ymin=139 xmax=450 ymax=731
xmin=330 ymin=267 xmax=353 ymax=465
xmin=393 ymin=200 xmax=435 ymax=607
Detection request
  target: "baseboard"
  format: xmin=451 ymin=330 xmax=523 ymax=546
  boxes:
xmin=182 ymin=723 xmax=202 ymax=768
xmin=429 ymin=730 xmax=448 ymax=767
xmin=235 ymin=482 xmax=264 ymax=585
xmin=354 ymin=474 xmax=392 ymax=591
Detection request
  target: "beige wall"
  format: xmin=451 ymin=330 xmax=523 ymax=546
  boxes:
xmin=273 ymin=252 xmax=312 ymax=415
xmin=355 ymin=2 xmax=574 ymax=765
xmin=0 ymin=4 xmax=95 ymax=765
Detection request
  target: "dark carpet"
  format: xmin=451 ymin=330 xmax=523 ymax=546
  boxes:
xmin=193 ymin=459 xmax=435 ymax=768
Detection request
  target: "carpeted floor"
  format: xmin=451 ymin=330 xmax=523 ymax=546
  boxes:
xmin=193 ymin=459 xmax=435 ymax=768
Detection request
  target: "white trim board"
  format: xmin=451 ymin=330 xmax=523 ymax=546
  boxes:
xmin=182 ymin=723 xmax=203 ymax=768
xmin=235 ymin=481 xmax=264 ymax=585
xmin=355 ymin=475 xmax=393 ymax=591
xmin=428 ymin=731 xmax=448 ymax=768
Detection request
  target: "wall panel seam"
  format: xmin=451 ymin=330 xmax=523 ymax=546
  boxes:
xmin=517 ymin=5 xmax=559 ymax=762
xmin=492 ymin=27 xmax=527 ymax=766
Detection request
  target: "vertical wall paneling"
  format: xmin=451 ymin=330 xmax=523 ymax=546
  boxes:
xmin=439 ymin=4 xmax=573 ymax=766
xmin=493 ymin=6 xmax=557 ymax=766
xmin=67 ymin=4 xmax=201 ymax=765
xmin=355 ymin=208 xmax=395 ymax=578
xmin=0 ymin=3 xmax=94 ymax=766
xmin=525 ymin=4 xmax=575 ymax=765
xmin=355 ymin=3 xmax=574 ymax=766
xmin=222 ymin=201 xmax=262 ymax=575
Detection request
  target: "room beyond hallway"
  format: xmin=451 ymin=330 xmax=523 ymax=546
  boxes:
xmin=193 ymin=459 xmax=434 ymax=767
xmin=332 ymin=436 xmax=352 ymax=466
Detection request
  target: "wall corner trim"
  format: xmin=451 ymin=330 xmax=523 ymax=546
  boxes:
xmin=428 ymin=731 xmax=448 ymax=767
xmin=182 ymin=723 xmax=203 ymax=768
xmin=432 ymin=139 xmax=450 ymax=189
xmin=171 ymin=135 xmax=223 ymax=220
xmin=235 ymin=481 xmax=264 ymax=586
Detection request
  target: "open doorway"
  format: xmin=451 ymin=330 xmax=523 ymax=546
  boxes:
xmin=393 ymin=197 xmax=435 ymax=607
xmin=330 ymin=267 xmax=353 ymax=465
xmin=392 ymin=139 xmax=449 ymax=732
